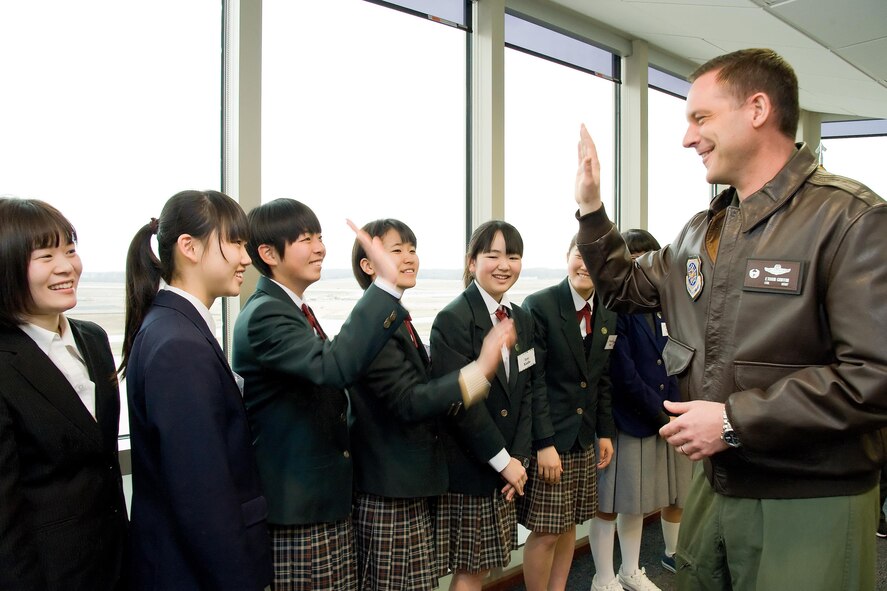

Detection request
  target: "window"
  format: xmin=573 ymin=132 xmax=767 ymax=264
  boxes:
xmin=504 ymin=15 xmax=617 ymax=292
xmin=820 ymin=120 xmax=887 ymax=197
xmin=0 ymin=0 xmax=224 ymax=437
xmin=646 ymin=85 xmax=712 ymax=246
xmin=262 ymin=0 xmax=468 ymax=337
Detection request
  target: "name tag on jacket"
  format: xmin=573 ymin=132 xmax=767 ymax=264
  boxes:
xmin=743 ymin=259 xmax=804 ymax=294
xmin=517 ymin=348 xmax=536 ymax=372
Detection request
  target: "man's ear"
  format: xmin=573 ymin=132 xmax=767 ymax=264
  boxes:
xmin=359 ymin=257 xmax=375 ymax=278
xmin=258 ymin=244 xmax=278 ymax=268
xmin=748 ymin=91 xmax=772 ymax=130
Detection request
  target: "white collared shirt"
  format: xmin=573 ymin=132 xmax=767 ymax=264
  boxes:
xmin=20 ymin=315 xmax=97 ymax=421
xmin=473 ymin=281 xmax=513 ymax=473
xmin=568 ymin=281 xmax=594 ymax=339
xmin=160 ymin=281 xmax=216 ymax=336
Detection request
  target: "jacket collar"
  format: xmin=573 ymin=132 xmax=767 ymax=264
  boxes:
xmin=0 ymin=324 xmax=104 ymax=445
xmin=256 ymin=275 xmax=302 ymax=311
xmin=556 ymin=277 xmax=588 ymax=375
xmin=464 ymin=282 xmax=514 ymax=391
xmin=708 ymin=143 xmax=818 ymax=233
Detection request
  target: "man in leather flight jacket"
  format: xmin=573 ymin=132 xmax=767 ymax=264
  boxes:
xmin=573 ymin=48 xmax=887 ymax=590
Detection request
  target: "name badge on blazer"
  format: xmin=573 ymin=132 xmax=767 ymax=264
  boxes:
xmin=232 ymin=371 xmax=246 ymax=397
xmin=604 ymin=335 xmax=618 ymax=350
xmin=517 ymin=348 xmax=536 ymax=372
xmin=742 ymin=259 xmax=805 ymax=294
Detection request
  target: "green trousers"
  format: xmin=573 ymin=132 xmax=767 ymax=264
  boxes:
xmin=676 ymin=464 xmax=877 ymax=591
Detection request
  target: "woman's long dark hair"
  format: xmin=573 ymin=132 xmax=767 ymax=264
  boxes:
xmin=119 ymin=190 xmax=248 ymax=375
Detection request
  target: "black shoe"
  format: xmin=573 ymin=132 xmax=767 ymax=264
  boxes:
xmin=877 ymin=516 xmax=887 ymax=538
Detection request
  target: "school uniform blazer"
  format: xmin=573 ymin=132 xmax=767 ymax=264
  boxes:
xmin=127 ymin=290 xmax=272 ymax=591
xmin=521 ymin=278 xmax=617 ymax=453
xmin=232 ymin=276 xmax=407 ymax=525
xmin=0 ymin=320 xmax=127 ymax=591
xmin=609 ymin=312 xmax=679 ymax=438
xmin=430 ymin=282 xmax=534 ymax=497
xmin=350 ymin=320 xmax=463 ymax=498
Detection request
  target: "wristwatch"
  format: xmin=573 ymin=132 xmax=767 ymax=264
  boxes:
xmin=722 ymin=409 xmax=741 ymax=448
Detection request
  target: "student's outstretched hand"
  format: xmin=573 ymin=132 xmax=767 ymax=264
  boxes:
xmin=537 ymin=445 xmax=563 ymax=484
xmin=477 ymin=319 xmax=517 ymax=380
xmin=575 ymin=124 xmax=603 ymax=216
xmin=347 ymin=219 xmax=400 ymax=286
xmin=499 ymin=456 xmax=527 ymax=501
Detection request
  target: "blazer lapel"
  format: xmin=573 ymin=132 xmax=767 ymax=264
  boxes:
xmin=558 ymin=279 xmax=588 ymax=375
xmin=70 ymin=320 xmax=119 ymax=451
xmin=465 ymin=284 xmax=509 ymax=392
xmin=587 ymin=295 xmax=616 ymax=374
xmin=3 ymin=327 xmax=103 ymax=445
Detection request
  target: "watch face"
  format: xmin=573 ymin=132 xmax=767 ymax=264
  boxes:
xmin=723 ymin=430 xmax=741 ymax=448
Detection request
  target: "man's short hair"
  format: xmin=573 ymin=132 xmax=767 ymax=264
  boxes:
xmin=690 ymin=48 xmax=799 ymax=139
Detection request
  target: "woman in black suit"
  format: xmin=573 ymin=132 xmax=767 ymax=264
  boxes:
xmin=120 ymin=190 xmax=272 ymax=590
xmin=430 ymin=220 xmax=534 ymax=591
xmin=0 ymin=198 xmax=127 ymax=590
xmin=349 ymin=219 xmax=515 ymax=591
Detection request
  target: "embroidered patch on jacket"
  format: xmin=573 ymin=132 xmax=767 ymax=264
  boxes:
xmin=743 ymin=259 xmax=804 ymax=294
xmin=686 ymin=255 xmax=704 ymax=301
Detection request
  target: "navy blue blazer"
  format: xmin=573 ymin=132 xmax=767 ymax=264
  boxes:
xmin=0 ymin=319 xmax=127 ymax=591
xmin=430 ymin=283 xmax=534 ymax=497
xmin=233 ymin=277 xmax=407 ymax=524
xmin=127 ymin=290 xmax=272 ymax=591
xmin=609 ymin=312 xmax=679 ymax=438
xmin=522 ymin=278 xmax=617 ymax=452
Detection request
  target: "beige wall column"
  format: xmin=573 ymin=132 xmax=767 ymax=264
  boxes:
xmin=469 ymin=0 xmax=506 ymax=229
xmin=223 ymin=0 xmax=263 ymax=339
xmin=797 ymin=109 xmax=823 ymax=160
xmin=618 ymin=39 xmax=649 ymax=231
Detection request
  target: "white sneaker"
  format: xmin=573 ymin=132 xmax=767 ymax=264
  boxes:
xmin=617 ymin=566 xmax=661 ymax=591
xmin=591 ymin=574 xmax=625 ymax=591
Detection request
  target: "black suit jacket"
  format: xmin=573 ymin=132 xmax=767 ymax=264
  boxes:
xmin=127 ymin=290 xmax=272 ymax=591
xmin=232 ymin=277 xmax=407 ymax=524
xmin=522 ymin=278 xmax=617 ymax=452
xmin=430 ymin=283 xmax=534 ymax=496
xmin=0 ymin=319 xmax=127 ymax=591
xmin=350 ymin=319 xmax=462 ymax=498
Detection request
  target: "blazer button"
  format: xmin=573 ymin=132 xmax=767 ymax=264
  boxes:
xmin=339 ymin=412 xmax=346 ymax=423
xmin=659 ymin=384 xmax=665 ymax=391
xmin=580 ymin=381 xmax=587 ymax=388
xmin=576 ymin=408 xmax=584 ymax=415
xmin=656 ymin=359 xmax=663 ymax=365
xmin=500 ymin=409 xmax=508 ymax=417
xmin=343 ymin=450 xmax=351 ymax=459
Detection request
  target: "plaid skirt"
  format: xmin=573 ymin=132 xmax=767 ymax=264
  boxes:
xmin=434 ymin=491 xmax=516 ymax=574
xmin=353 ymin=493 xmax=439 ymax=591
xmin=517 ymin=445 xmax=597 ymax=533
xmin=270 ymin=520 xmax=357 ymax=591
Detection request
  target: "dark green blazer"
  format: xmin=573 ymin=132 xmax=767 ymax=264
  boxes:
xmin=522 ymin=278 xmax=617 ymax=452
xmin=430 ymin=283 xmax=534 ymax=496
xmin=232 ymin=277 xmax=406 ymax=525
xmin=350 ymin=319 xmax=462 ymax=498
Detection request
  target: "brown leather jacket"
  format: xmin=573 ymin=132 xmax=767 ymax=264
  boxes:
xmin=577 ymin=144 xmax=887 ymax=499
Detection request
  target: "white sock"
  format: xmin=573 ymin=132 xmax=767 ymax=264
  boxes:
xmin=590 ymin=517 xmax=617 ymax=584
xmin=661 ymin=515 xmax=680 ymax=557
xmin=616 ymin=513 xmax=644 ymax=576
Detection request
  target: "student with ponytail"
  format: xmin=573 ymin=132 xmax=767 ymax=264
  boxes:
xmin=121 ymin=190 xmax=272 ymax=591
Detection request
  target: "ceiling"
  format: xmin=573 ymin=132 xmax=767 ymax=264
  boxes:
xmin=546 ymin=0 xmax=887 ymax=120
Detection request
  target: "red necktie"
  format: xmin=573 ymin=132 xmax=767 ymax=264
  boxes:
xmin=577 ymin=302 xmax=592 ymax=336
xmin=404 ymin=314 xmax=419 ymax=349
xmin=301 ymin=303 xmax=327 ymax=340
xmin=494 ymin=306 xmax=509 ymax=323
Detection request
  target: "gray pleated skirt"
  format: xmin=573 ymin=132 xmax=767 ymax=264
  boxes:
xmin=596 ymin=430 xmax=693 ymax=515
